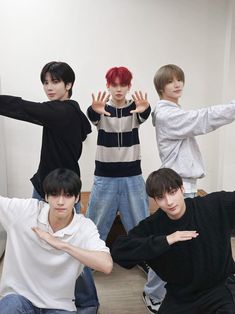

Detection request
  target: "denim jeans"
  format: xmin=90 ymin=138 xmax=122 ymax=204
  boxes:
xmin=0 ymin=294 xmax=77 ymax=314
xmin=86 ymin=175 xmax=149 ymax=241
xmin=80 ymin=175 xmax=149 ymax=309
xmin=144 ymin=192 xmax=197 ymax=302
xmin=32 ymin=188 xmax=99 ymax=309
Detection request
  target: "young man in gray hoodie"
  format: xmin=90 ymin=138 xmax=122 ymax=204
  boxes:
xmin=143 ymin=64 xmax=235 ymax=313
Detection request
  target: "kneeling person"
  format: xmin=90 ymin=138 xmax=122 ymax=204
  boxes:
xmin=0 ymin=168 xmax=112 ymax=314
xmin=112 ymin=168 xmax=235 ymax=314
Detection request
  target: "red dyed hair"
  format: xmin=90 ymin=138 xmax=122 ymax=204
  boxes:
xmin=105 ymin=66 xmax=132 ymax=86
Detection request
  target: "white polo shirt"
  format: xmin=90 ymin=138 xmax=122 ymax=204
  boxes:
xmin=0 ymin=196 xmax=109 ymax=311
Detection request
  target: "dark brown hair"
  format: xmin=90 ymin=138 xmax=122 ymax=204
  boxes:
xmin=146 ymin=168 xmax=183 ymax=198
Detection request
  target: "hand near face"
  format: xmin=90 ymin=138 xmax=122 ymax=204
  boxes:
xmin=32 ymin=227 xmax=63 ymax=250
xmin=167 ymin=230 xmax=199 ymax=245
xmin=131 ymin=91 xmax=149 ymax=113
xmin=92 ymin=91 xmax=110 ymax=116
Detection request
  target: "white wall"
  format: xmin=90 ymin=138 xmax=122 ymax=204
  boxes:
xmin=0 ymin=79 xmax=7 ymax=196
xmin=0 ymin=0 xmax=234 ymax=196
xmin=217 ymin=0 xmax=235 ymax=190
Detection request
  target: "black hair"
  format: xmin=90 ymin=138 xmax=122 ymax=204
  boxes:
xmin=43 ymin=168 xmax=81 ymax=197
xmin=146 ymin=168 xmax=183 ymax=198
xmin=40 ymin=61 xmax=75 ymax=98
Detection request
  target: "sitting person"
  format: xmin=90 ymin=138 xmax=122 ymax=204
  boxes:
xmin=112 ymin=168 xmax=235 ymax=314
xmin=0 ymin=168 xmax=113 ymax=314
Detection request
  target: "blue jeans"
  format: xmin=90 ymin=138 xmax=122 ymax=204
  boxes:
xmin=86 ymin=175 xmax=149 ymax=241
xmin=144 ymin=192 xmax=197 ymax=302
xmin=32 ymin=188 xmax=99 ymax=309
xmin=81 ymin=175 xmax=149 ymax=308
xmin=0 ymin=294 xmax=76 ymax=314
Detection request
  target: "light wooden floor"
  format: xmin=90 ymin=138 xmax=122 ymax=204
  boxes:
xmin=0 ymin=239 xmax=235 ymax=314
xmin=94 ymin=263 xmax=148 ymax=314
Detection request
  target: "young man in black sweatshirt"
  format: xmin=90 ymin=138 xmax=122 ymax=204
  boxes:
xmin=112 ymin=168 xmax=235 ymax=314
xmin=0 ymin=62 xmax=100 ymax=314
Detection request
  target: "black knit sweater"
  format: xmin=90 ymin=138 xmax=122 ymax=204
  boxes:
xmin=112 ymin=192 xmax=235 ymax=301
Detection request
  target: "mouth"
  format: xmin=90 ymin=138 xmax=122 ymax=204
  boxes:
xmin=168 ymin=206 xmax=177 ymax=212
xmin=55 ymin=208 xmax=66 ymax=212
xmin=47 ymin=93 xmax=56 ymax=98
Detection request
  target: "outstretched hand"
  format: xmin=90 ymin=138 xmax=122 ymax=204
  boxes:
xmin=32 ymin=227 xmax=63 ymax=250
xmin=92 ymin=91 xmax=110 ymax=116
xmin=131 ymin=91 xmax=149 ymax=113
xmin=166 ymin=230 xmax=199 ymax=245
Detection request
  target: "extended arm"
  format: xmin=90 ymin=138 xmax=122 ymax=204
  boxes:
xmin=155 ymin=101 xmax=235 ymax=139
xmin=0 ymin=95 xmax=74 ymax=126
xmin=32 ymin=227 xmax=113 ymax=274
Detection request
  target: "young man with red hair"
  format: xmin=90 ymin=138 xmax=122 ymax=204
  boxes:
xmin=82 ymin=67 xmax=151 ymax=311
xmin=86 ymin=66 xmax=150 ymax=241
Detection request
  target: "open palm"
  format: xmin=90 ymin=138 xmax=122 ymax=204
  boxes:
xmin=92 ymin=91 xmax=110 ymax=116
xmin=131 ymin=91 xmax=149 ymax=113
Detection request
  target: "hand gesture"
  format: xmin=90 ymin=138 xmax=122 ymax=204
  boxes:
xmin=166 ymin=230 xmax=199 ymax=245
xmin=32 ymin=227 xmax=63 ymax=250
xmin=131 ymin=91 xmax=149 ymax=114
xmin=92 ymin=91 xmax=110 ymax=116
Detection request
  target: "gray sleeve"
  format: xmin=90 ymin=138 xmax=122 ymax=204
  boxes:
xmin=155 ymin=101 xmax=235 ymax=139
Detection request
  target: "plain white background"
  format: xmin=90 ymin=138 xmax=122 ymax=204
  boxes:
xmin=0 ymin=0 xmax=235 ymax=197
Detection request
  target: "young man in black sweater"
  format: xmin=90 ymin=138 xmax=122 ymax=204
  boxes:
xmin=0 ymin=61 xmax=91 ymax=202
xmin=0 ymin=62 xmax=100 ymax=314
xmin=112 ymin=168 xmax=235 ymax=314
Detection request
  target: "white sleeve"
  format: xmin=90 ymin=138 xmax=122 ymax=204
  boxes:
xmin=0 ymin=196 xmax=38 ymax=230
xmin=81 ymin=218 xmax=110 ymax=253
xmin=156 ymin=101 xmax=235 ymax=139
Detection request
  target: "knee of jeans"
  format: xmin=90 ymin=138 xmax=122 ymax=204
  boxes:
xmin=0 ymin=293 xmax=35 ymax=313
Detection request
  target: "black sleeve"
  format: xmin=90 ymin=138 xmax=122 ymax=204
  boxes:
xmin=0 ymin=95 xmax=75 ymax=127
xmin=111 ymin=218 xmax=170 ymax=269
xmin=87 ymin=106 xmax=101 ymax=124
xmin=138 ymin=104 xmax=151 ymax=121
xmin=218 ymin=191 xmax=235 ymax=229
xmin=197 ymin=191 xmax=235 ymax=232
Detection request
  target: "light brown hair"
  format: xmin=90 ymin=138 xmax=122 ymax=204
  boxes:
xmin=153 ymin=64 xmax=185 ymax=97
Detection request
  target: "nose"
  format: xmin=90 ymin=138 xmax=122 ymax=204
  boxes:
xmin=45 ymin=82 xmax=53 ymax=91
xmin=165 ymin=194 xmax=173 ymax=206
xmin=57 ymin=195 xmax=64 ymax=206
xmin=174 ymin=80 xmax=180 ymax=87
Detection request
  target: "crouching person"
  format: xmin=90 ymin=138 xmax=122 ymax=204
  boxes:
xmin=112 ymin=168 xmax=235 ymax=314
xmin=0 ymin=168 xmax=112 ymax=314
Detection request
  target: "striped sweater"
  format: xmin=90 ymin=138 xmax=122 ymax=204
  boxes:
xmin=87 ymin=100 xmax=151 ymax=177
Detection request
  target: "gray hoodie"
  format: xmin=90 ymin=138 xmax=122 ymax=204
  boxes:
xmin=152 ymin=100 xmax=235 ymax=191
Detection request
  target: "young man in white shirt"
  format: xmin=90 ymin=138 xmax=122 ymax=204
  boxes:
xmin=0 ymin=168 xmax=112 ymax=314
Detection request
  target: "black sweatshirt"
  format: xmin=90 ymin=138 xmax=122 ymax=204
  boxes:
xmin=112 ymin=192 xmax=235 ymax=302
xmin=0 ymin=95 xmax=91 ymax=198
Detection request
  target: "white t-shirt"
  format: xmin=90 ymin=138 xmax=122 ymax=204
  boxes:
xmin=0 ymin=196 xmax=109 ymax=311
